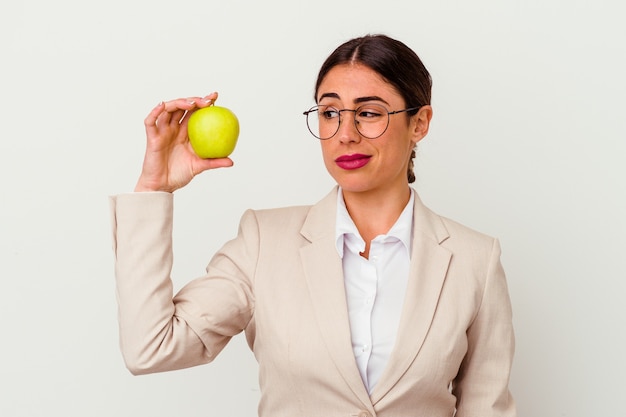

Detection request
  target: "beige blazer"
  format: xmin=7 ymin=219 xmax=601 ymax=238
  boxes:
xmin=110 ymin=187 xmax=516 ymax=417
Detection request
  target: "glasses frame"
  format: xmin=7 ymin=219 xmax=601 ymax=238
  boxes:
xmin=303 ymin=104 xmax=422 ymax=140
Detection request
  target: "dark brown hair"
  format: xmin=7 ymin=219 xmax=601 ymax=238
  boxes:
xmin=314 ymin=34 xmax=432 ymax=183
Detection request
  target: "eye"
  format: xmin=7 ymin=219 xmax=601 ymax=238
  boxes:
xmin=357 ymin=107 xmax=384 ymax=120
xmin=319 ymin=106 xmax=340 ymax=120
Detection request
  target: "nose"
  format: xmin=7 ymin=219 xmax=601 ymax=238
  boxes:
xmin=337 ymin=110 xmax=362 ymax=144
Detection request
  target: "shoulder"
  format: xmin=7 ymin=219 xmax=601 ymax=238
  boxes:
xmin=439 ymin=214 xmax=501 ymax=269
xmin=246 ymin=205 xmax=313 ymax=228
xmin=440 ymin=215 xmax=496 ymax=246
xmin=413 ymin=192 xmax=499 ymax=256
xmin=234 ymin=205 xmax=316 ymax=243
xmin=239 ymin=187 xmax=338 ymax=237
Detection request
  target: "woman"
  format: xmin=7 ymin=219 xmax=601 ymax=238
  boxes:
xmin=110 ymin=34 xmax=516 ymax=417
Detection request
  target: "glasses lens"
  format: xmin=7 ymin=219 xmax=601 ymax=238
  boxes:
xmin=306 ymin=105 xmax=339 ymax=140
xmin=354 ymin=104 xmax=389 ymax=139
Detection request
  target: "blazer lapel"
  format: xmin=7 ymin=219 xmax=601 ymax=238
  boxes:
xmin=370 ymin=193 xmax=452 ymax=404
xmin=299 ymin=188 xmax=374 ymax=410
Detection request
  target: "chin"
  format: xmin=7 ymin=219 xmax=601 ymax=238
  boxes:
xmin=332 ymin=170 xmax=410 ymax=196
xmin=332 ymin=176 xmax=374 ymax=194
xmin=326 ymin=164 xmax=393 ymax=194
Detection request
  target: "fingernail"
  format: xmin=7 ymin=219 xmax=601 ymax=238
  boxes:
xmin=187 ymin=99 xmax=196 ymax=105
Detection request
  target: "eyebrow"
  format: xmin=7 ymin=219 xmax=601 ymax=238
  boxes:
xmin=318 ymin=93 xmax=390 ymax=106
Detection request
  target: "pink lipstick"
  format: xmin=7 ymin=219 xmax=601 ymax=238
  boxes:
xmin=335 ymin=154 xmax=371 ymax=170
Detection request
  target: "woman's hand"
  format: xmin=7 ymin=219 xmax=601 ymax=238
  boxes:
xmin=134 ymin=93 xmax=234 ymax=193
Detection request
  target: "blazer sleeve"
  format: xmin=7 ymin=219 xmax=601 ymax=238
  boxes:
xmin=452 ymin=238 xmax=517 ymax=417
xmin=110 ymin=192 xmax=256 ymax=375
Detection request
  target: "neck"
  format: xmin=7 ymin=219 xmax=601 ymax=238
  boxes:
xmin=341 ymin=185 xmax=411 ymax=257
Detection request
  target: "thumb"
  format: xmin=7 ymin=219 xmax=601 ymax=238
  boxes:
xmin=192 ymin=157 xmax=234 ymax=175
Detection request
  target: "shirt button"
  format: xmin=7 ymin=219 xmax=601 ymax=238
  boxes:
xmin=358 ymin=411 xmax=372 ymax=417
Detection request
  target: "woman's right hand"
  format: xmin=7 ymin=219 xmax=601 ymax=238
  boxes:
xmin=134 ymin=93 xmax=234 ymax=193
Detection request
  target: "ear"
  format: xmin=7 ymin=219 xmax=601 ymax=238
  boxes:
xmin=410 ymin=105 xmax=433 ymax=145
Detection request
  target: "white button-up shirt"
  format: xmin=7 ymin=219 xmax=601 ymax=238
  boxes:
xmin=335 ymin=188 xmax=414 ymax=394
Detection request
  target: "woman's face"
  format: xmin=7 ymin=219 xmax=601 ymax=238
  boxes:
xmin=316 ymin=63 xmax=431 ymax=196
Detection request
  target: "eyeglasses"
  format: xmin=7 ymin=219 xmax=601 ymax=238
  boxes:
xmin=303 ymin=103 xmax=421 ymax=140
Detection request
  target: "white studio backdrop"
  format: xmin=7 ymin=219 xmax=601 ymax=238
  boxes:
xmin=1 ymin=1 xmax=624 ymax=416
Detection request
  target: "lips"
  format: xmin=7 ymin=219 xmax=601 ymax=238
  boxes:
xmin=335 ymin=154 xmax=371 ymax=170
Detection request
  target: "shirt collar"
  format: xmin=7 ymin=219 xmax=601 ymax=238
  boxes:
xmin=334 ymin=187 xmax=415 ymax=258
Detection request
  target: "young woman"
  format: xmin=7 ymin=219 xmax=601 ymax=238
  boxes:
xmin=111 ymin=34 xmax=516 ymax=417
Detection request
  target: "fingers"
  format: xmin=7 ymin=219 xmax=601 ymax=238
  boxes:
xmin=144 ymin=93 xmax=219 ymax=131
xmin=144 ymin=101 xmax=165 ymax=137
xmin=198 ymin=92 xmax=219 ymax=108
xmin=171 ymin=109 xmax=186 ymax=125
xmin=161 ymin=92 xmax=218 ymax=113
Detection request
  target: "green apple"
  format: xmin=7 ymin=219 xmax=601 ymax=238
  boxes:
xmin=187 ymin=105 xmax=240 ymax=158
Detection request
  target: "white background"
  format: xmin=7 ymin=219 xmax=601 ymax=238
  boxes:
xmin=1 ymin=1 xmax=624 ymax=416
